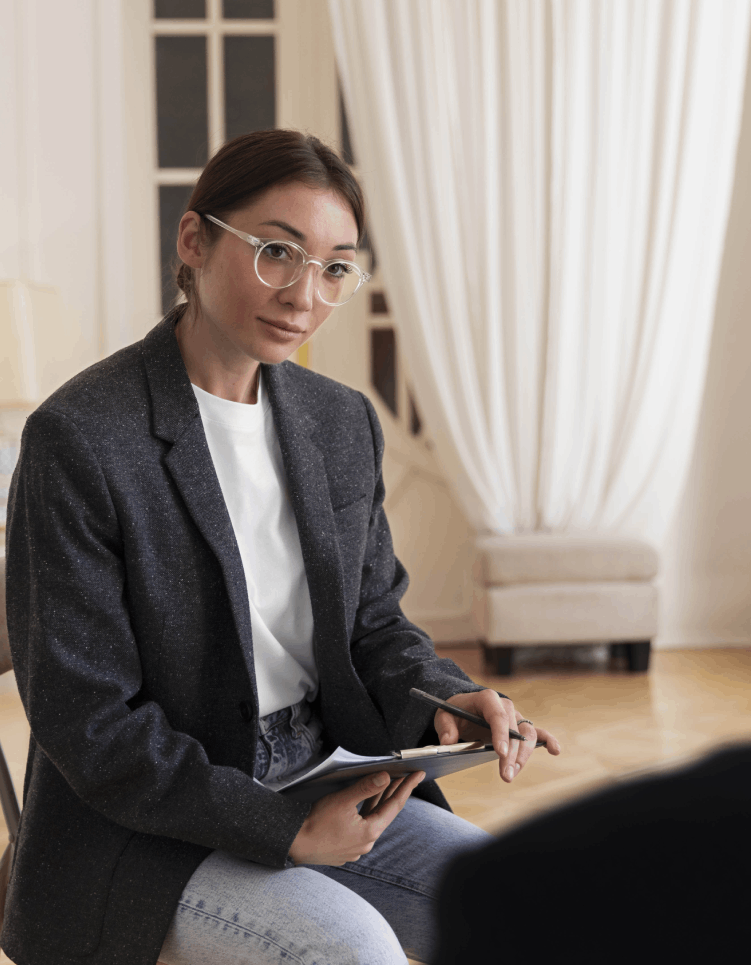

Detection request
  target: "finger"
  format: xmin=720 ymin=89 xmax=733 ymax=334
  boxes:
xmin=381 ymin=776 xmax=407 ymax=801
xmin=435 ymin=709 xmax=460 ymax=745
xmin=511 ymin=719 xmax=537 ymax=776
xmin=359 ymin=789 xmax=385 ymax=817
xmin=535 ymin=727 xmax=562 ymax=755
xmin=500 ymin=712 xmax=521 ymax=783
xmin=470 ymin=692 xmax=512 ymax=766
xmin=360 ymin=775 xmax=407 ymax=816
xmin=366 ymin=770 xmax=425 ymax=828
xmin=483 ymin=697 xmax=513 ymax=779
xmin=378 ymin=770 xmax=424 ymax=815
xmin=345 ymin=771 xmax=392 ymax=807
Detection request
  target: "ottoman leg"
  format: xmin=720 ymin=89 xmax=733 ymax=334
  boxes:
xmin=625 ymin=640 xmax=651 ymax=673
xmin=482 ymin=644 xmax=514 ymax=676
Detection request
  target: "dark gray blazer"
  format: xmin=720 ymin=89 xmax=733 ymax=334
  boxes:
xmin=1 ymin=310 xmax=483 ymax=965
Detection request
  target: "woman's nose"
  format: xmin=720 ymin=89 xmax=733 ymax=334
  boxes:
xmin=279 ymin=263 xmax=318 ymax=312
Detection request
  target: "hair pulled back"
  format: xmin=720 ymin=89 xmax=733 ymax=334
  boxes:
xmin=174 ymin=129 xmax=366 ymax=308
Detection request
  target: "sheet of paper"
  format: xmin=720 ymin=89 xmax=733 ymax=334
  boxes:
xmin=263 ymin=746 xmax=395 ymax=793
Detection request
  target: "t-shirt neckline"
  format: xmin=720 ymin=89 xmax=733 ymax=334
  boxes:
xmin=191 ymin=370 xmax=271 ymax=429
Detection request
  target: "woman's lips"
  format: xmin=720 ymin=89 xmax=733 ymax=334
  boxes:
xmin=259 ymin=317 xmax=305 ymax=337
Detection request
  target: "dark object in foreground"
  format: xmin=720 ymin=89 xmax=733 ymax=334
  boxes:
xmin=434 ymin=741 xmax=751 ymax=964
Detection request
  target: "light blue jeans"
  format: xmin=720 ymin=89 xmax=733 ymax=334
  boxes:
xmin=159 ymin=699 xmax=492 ymax=964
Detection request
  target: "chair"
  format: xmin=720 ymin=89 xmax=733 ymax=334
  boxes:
xmin=472 ymin=534 xmax=659 ymax=675
xmin=0 ymin=557 xmax=21 ymax=936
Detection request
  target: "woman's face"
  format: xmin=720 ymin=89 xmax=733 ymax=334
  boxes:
xmin=177 ymin=181 xmax=359 ymax=366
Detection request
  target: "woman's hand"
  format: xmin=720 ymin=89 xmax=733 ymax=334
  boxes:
xmin=434 ymin=690 xmax=561 ymax=784
xmin=288 ymin=769 xmax=426 ymax=867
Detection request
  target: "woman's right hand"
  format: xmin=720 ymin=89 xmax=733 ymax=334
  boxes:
xmin=287 ymin=769 xmax=426 ymax=867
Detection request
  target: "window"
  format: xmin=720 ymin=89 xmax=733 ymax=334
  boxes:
xmin=152 ymin=0 xmax=277 ymax=311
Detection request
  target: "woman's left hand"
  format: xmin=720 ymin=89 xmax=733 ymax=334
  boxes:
xmin=433 ymin=690 xmax=561 ymax=783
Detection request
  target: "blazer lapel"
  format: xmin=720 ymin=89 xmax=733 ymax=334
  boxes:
xmin=141 ymin=313 xmax=258 ymax=703
xmin=265 ymin=363 xmax=392 ymax=753
xmin=263 ymin=362 xmax=348 ymax=658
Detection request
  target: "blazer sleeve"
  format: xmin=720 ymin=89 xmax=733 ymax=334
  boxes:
xmin=5 ymin=406 xmax=310 ymax=868
xmin=349 ymin=393 xmax=486 ymax=750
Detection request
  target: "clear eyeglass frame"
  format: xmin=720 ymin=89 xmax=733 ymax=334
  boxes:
xmin=203 ymin=213 xmax=372 ymax=307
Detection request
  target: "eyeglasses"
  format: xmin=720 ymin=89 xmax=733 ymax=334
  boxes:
xmin=204 ymin=214 xmax=371 ymax=307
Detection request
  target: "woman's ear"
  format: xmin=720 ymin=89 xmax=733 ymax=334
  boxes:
xmin=176 ymin=211 xmax=206 ymax=269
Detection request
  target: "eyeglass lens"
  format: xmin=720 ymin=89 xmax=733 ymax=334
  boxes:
xmin=257 ymin=243 xmax=361 ymax=305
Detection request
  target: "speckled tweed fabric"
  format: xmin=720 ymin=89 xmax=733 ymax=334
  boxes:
xmin=1 ymin=310 xmax=484 ymax=965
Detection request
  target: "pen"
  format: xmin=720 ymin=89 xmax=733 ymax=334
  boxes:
xmin=409 ymin=688 xmax=547 ymax=748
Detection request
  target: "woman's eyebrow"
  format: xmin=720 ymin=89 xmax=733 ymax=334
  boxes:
xmin=259 ymin=219 xmax=304 ymax=240
xmin=258 ymin=219 xmax=357 ymax=252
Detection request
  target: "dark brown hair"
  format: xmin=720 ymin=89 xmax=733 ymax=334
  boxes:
xmin=174 ymin=129 xmax=366 ymax=307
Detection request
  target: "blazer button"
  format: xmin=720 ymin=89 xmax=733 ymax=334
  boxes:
xmin=238 ymin=700 xmax=254 ymax=722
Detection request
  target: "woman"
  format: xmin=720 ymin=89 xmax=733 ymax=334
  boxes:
xmin=2 ymin=130 xmax=560 ymax=965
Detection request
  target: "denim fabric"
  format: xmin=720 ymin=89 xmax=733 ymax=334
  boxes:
xmin=159 ymin=699 xmax=492 ymax=964
xmin=253 ymin=698 xmax=325 ymax=787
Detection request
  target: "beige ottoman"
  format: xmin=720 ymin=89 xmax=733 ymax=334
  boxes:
xmin=472 ymin=534 xmax=659 ymax=675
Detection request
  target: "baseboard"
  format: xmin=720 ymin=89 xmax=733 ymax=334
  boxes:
xmin=654 ymin=634 xmax=751 ymax=650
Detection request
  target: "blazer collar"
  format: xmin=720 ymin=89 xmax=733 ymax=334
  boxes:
xmin=142 ymin=307 xmax=200 ymax=444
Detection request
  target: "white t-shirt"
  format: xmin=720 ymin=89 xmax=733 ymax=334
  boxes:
xmin=192 ymin=373 xmax=317 ymax=717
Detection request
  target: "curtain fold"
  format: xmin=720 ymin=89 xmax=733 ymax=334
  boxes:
xmin=329 ymin=0 xmax=750 ymax=543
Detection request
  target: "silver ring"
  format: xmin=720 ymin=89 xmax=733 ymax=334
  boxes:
xmin=516 ymin=719 xmax=534 ymax=727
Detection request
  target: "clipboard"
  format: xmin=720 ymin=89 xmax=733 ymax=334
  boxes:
xmin=277 ymin=742 xmax=499 ymax=804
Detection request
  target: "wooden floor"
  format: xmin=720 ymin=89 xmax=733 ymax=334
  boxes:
xmin=436 ymin=644 xmax=751 ymax=835
xmin=1 ymin=644 xmax=750 ymax=964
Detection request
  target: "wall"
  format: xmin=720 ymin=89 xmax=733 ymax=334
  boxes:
xmin=658 ymin=46 xmax=751 ymax=649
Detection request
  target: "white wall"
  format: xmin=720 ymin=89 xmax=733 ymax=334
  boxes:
xmin=658 ymin=47 xmax=751 ymax=649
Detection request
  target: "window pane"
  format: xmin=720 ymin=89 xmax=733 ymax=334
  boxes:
xmin=223 ymin=0 xmax=274 ymax=18
xmin=408 ymin=389 xmax=422 ymax=436
xmin=360 ymin=228 xmax=377 ymax=274
xmin=156 ymin=36 xmax=208 ymax=168
xmin=155 ymin=0 xmax=206 ymax=18
xmin=160 ymin=184 xmax=195 ymax=314
xmin=224 ymin=36 xmax=275 ymax=139
xmin=371 ymin=329 xmax=397 ymax=416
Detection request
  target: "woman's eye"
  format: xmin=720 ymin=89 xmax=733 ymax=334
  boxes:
xmin=262 ymin=243 xmax=293 ymax=261
xmin=326 ymin=262 xmax=355 ymax=278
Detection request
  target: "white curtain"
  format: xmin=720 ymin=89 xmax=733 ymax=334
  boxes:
xmin=329 ymin=0 xmax=751 ymax=543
